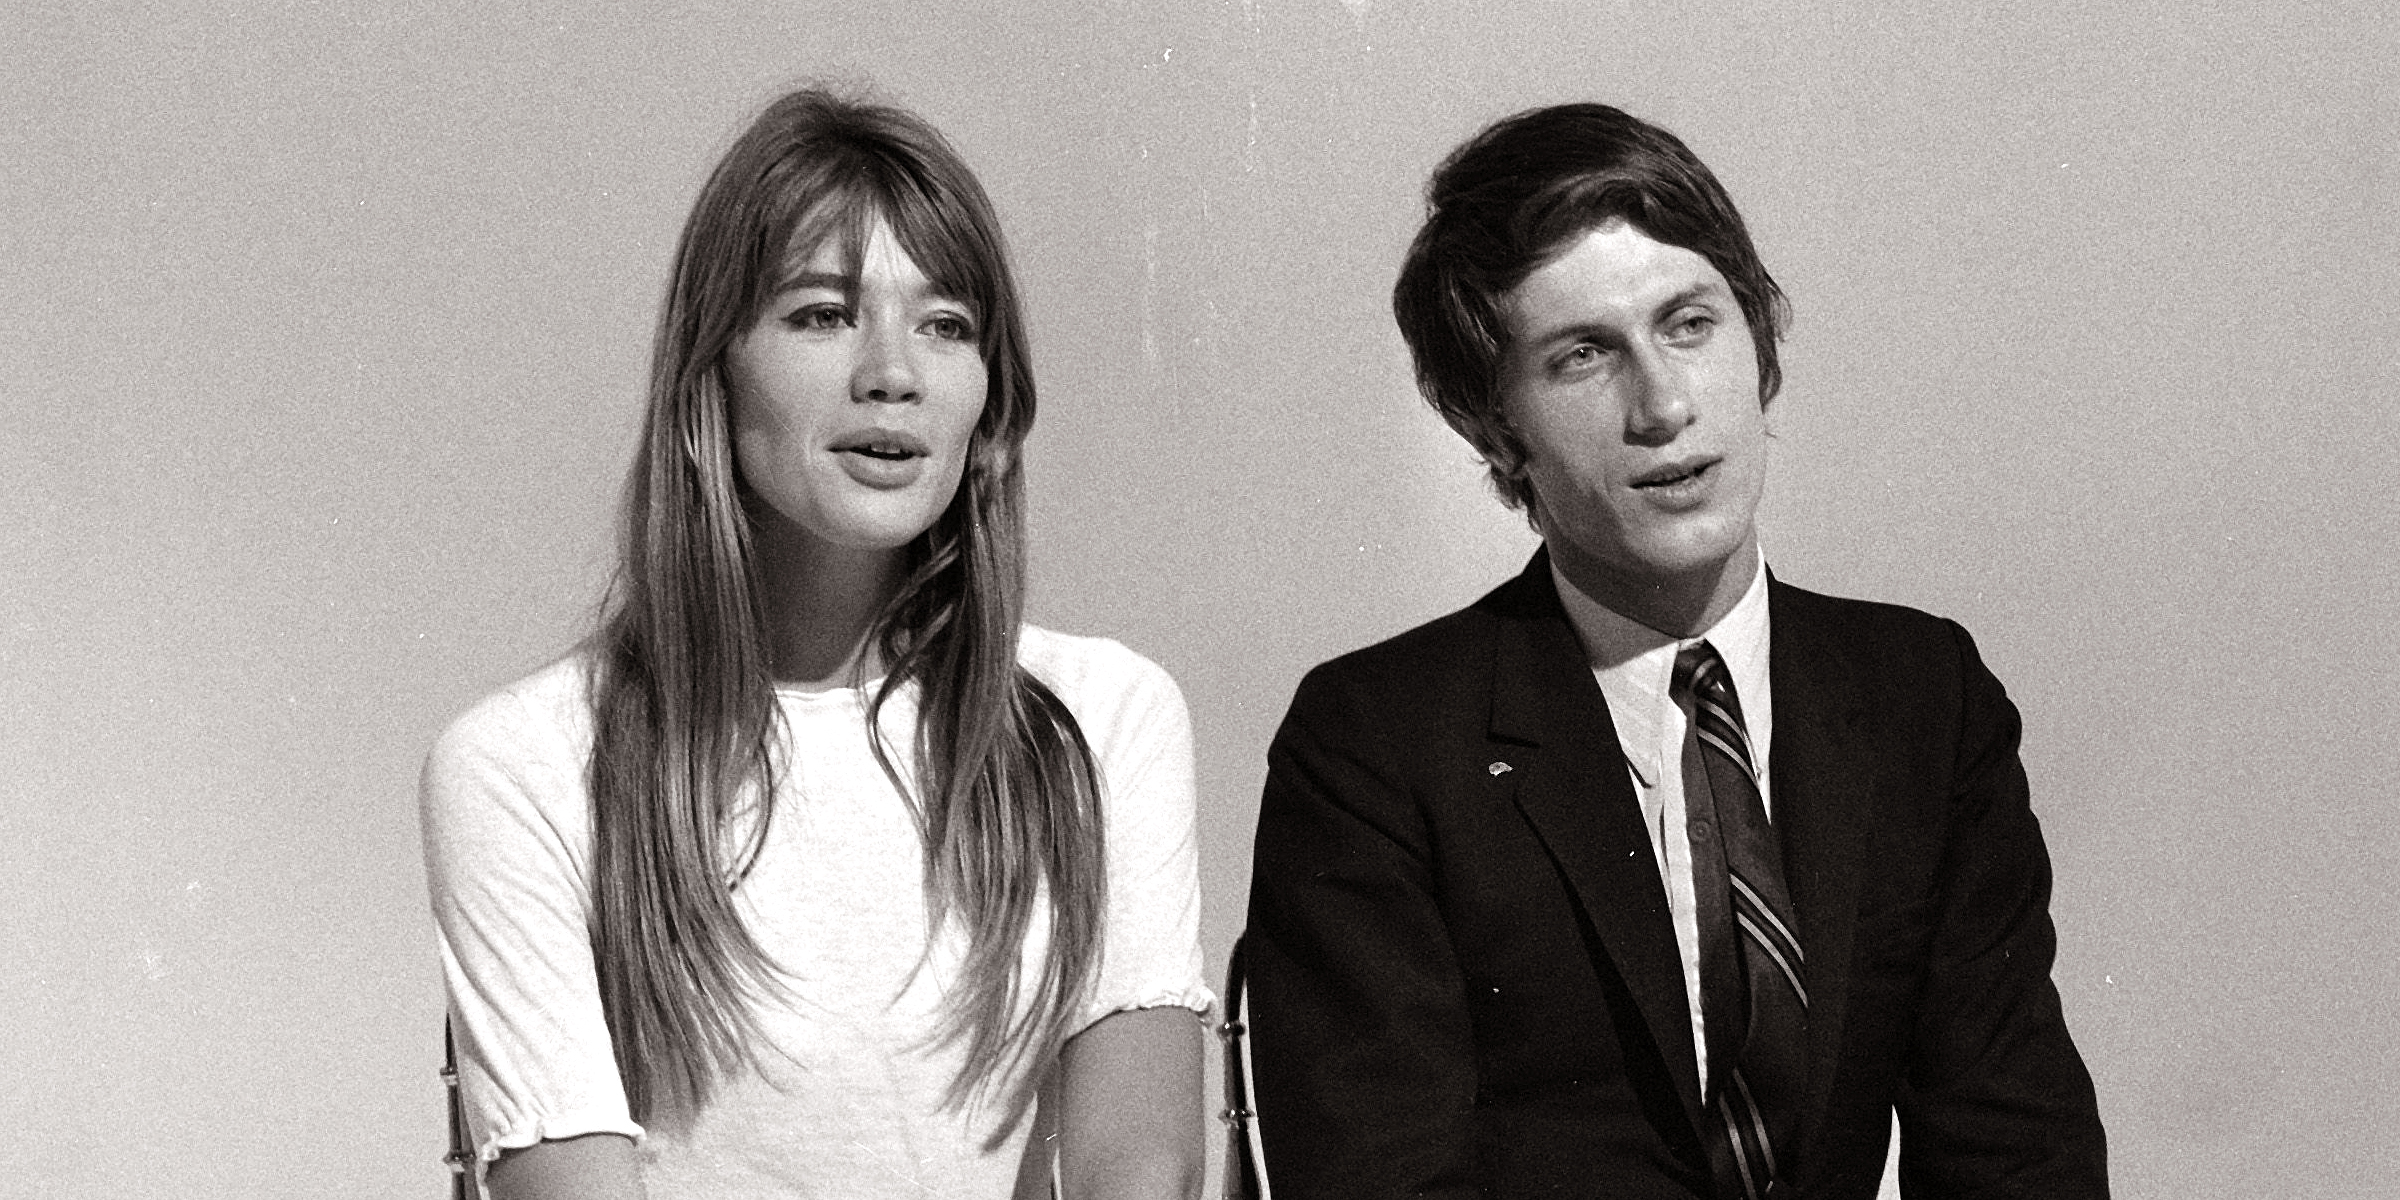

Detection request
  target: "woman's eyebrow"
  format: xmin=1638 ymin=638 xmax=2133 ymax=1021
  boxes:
xmin=769 ymin=269 xmax=853 ymax=294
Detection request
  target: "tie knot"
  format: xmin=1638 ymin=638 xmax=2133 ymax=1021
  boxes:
xmin=1675 ymin=641 xmax=1753 ymax=772
xmin=1673 ymin=640 xmax=1729 ymax=702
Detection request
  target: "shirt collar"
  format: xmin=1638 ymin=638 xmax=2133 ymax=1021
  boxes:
xmin=1549 ymin=549 xmax=1773 ymax=786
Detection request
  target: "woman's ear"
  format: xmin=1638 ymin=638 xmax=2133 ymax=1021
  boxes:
xmin=970 ymin=428 xmax=1018 ymax=481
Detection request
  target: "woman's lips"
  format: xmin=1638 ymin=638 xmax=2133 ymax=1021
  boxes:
xmin=830 ymin=429 xmax=931 ymax=488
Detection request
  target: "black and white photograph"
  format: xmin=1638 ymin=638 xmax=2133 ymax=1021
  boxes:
xmin=6 ymin=1 xmax=2392 ymax=1196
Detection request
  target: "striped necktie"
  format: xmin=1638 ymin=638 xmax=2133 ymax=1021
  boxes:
xmin=1675 ymin=641 xmax=1808 ymax=1199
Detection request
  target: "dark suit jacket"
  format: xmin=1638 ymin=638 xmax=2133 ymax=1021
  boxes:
xmin=1245 ymin=552 xmax=2106 ymax=1198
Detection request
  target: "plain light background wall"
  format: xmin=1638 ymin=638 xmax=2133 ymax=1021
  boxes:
xmin=5 ymin=1 xmax=2393 ymax=1195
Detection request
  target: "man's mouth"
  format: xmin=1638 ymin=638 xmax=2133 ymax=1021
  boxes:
xmin=1633 ymin=458 xmax=1715 ymax=489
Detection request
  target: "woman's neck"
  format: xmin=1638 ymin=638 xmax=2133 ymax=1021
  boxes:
xmin=749 ymin=519 xmax=907 ymax=692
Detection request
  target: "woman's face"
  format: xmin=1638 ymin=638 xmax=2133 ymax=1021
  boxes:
xmin=724 ymin=217 xmax=989 ymax=565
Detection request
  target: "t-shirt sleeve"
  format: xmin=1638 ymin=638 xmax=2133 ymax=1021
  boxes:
xmin=1073 ymin=646 xmax=1216 ymax=1029
xmin=419 ymin=673 xmax=644 ymax=1171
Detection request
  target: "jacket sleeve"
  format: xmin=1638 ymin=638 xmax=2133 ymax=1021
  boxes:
xmin=1896 ymin=621 xmax=2109 ymax=1198
xmin=1243 ymin=664 xmax=1482 ymax=1199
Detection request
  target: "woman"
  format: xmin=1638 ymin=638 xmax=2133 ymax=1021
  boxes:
xmin=421 ymin=88 xmax=1210 ymax=1199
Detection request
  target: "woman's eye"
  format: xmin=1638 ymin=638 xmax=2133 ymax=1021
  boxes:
xmin=924 ymin=313 xmax=975 ymax=341
xmin=784 ymin=304 xmax=850 ymax=331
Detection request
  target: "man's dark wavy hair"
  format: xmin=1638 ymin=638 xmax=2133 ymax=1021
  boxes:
xmin=1392 ymin=103 xmax=1790 ymax=516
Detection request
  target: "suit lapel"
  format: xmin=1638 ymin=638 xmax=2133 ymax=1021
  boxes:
xmin=1482 ymin=554 xmax=1707 ymax=1130
xmin=1765 ymin=577 xmax=1876 ymax=1160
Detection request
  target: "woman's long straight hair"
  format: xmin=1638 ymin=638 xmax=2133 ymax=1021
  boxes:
xmin=583 ymin=87 xmax=1105 ymax=1140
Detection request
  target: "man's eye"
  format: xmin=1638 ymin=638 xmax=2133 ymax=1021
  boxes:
xmin=785 ymin=304 xmax=850 ymax=330
xmin=1666 ymin=313 xmax=1717 ymax=342
xmin=1552 ymin=343 xmax=1608 ymax=374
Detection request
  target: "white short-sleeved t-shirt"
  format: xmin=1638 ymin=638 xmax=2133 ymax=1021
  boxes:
xmin=421 ymin=627 xmax=1213 ymax=1198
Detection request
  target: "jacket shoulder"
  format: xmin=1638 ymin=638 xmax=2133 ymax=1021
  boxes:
xmin=1767 ymin=576 xmax=2011 ymax=720
xmin=1771 ymin=576 xmax=1975 ymax=654
xmin=1292 ymin=591 xmax=1506 ymax=705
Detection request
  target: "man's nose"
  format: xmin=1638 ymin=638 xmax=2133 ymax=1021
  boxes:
xmin=1624 ymin=355 xmax=1695 ymax=442
xmin=853 ymin=319 xmax=923 ymax=403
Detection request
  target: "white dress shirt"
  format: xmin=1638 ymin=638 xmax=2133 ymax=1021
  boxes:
xmin=1549 ymin=551 xmax=1773 ymax=1096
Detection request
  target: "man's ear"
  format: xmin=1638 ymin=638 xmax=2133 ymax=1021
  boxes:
xmin=1447 ymin=408 xmax=1524 ymax=482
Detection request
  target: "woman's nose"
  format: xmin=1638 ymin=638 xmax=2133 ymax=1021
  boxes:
xmin=854 ymin=319 xmax=923 ymax=403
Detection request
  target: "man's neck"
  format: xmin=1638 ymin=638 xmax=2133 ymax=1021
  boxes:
xmin=1545 ymin=538 xmax=1761 ymax=640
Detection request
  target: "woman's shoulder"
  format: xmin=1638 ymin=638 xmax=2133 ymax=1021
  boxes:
xmin=1018 ymin=625 xmax=1178 ymax=697
xmin=419 ymin=651 xmax=604 ymax=871
xmin=424 ymin=651 xmax=600 ymax=791
xmin=1016 ymin=625 xmax=1187 ymax=736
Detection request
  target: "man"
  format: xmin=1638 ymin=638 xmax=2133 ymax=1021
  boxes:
xmin=1243 ymin=104 xmax=2107 ymax=1198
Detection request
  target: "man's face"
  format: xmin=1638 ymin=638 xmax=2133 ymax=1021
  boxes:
xmin=1496 ymin=220 xmax=1767 ymax=623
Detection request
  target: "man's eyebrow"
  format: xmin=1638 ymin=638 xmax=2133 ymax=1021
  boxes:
xmin=1518 ymin=317 xmax=1614 ymax=350
xmin=1518 ymin=282 xmax=1732 ymax=348
xmin=1652 ymin=281 xmax=1728 ymax=313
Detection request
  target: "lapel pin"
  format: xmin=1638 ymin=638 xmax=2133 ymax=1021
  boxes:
xmin=1488 ymin=761 xmax=1513 ymax=776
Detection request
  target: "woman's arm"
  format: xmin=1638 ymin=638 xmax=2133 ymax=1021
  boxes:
xmin=421 ymin=674 xmax=650 ymax=1200
xmin=1053 ymin=1006 xmax=1205 ymax=1200
xmin=483 ymin=1134 xmax=646 ymax=1200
